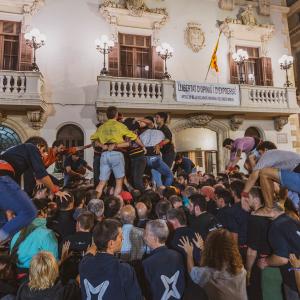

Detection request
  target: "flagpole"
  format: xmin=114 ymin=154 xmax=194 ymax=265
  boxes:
xmin=204 ymin=31 xmax=222 ymax=82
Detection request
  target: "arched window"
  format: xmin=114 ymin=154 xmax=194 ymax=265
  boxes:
xmin=244 ymin=127 xmax=262 ymax=139
xmin=56 ymin=124 xmax=84 ymax=148
xmin=0 ymin=125 xmax=21 ymax=153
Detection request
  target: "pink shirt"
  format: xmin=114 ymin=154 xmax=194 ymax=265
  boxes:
xmin=230 ymin=137 xmax=255 ymax=161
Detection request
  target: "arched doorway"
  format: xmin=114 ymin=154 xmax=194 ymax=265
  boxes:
xmin=0 ymin=125 xmax=21 ymax=152
xmin=56 ymin=124 xmax=84 ymax=148
xmin=244 ymin=127 xmax=262 ymax=138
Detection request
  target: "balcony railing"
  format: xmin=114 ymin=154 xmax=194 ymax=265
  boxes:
xmin=0 ymin=70 xmax=47 ymax=111
xmin=96 ymin=76 xmax=299 ymax=115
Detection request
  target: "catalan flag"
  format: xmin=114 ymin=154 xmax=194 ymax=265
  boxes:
xmin=210 ymin=31 xmax=222 ymax=73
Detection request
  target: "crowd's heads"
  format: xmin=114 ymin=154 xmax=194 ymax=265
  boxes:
xmin=167 ymin=208 xmax=187 ymax=229
xmin=144 ymin=219 xmax=169 ymax=248
xmin=52 ymin=140 xmax=65 ymax=153
xmin=183 ymin=185 xmax=198 ymax=198
xmin=201 ymin=229 xmax=243 ymax=275
xmin=32 ymin=198 xmax=49 ymax=218
xmin=155 ymin=112 xmax=168 ymax=125
xmin=242 ymin=186 xmax=264 ymax=212
xmin=106 ymin=106 xmax=118 ymax=120
xmin=162 ymin=187 xmax=177 ymax=200
xmin=155 ymin=200 xmax=172 ymax=220
xmin=32 ymin=184 xmax=50 ymax=200
xmin=215 ymin=188 xmax=233 ymax=208
xmin=222 ymin=138 xmax=234 ymax=150
xmin=93 ymin=219 xmax=122 ymax=253
xmin=200 ymin=186 xmax=215 ymax=201
xmin=189 ymin=193 xmax=207 ymax=215
xmin=123 ymin=118 xmax=140 ymax=132
xmin=76 ymin=211 xmax=95 ymax=232
xmin=169 ymin=195 xmax=183 ymax=209
xmin=175 ymin=153 xmax=183 ymax=163
xmin=120 ymin=205 xmax=136 ymax=225
xmin=104 ymin=196 xmax=122 ymax=218
xmin=28 ymin=251 xmax=59 ymax=290
xmin=257 ymin=141 xmax=277 ymax=154
xmin=0 ymin=255 xmax=16 ymax=284
xmin=230 ymin=180 xmax=245 ymax=202
xmin=73 ymin=189 xmax=86 ymax=208
xmin=135 ymin=202 xmax=148 ymax=220
xmin=55 ymin=192 xmax=74 ymax=210
xmin=87 ymin=199 xmax=104 ymax=220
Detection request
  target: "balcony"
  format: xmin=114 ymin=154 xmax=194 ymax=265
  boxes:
xmin=0 ymin=70 xmax=47 ymax=112
xmin=96 ymin=76 xmax=299 ymax=118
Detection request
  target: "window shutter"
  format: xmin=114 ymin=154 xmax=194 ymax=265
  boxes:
xmin=152 ymin=46 xmax=164 ymax=79
xmin=19 ymin=34 xmax=32 ymax=71
xmin=229 ymin=53 xmax=238 ymax=84
xmin=0 ymin=35 xmax=4 ymax=69
xmin=108 ymin=43 xmax=119 ymax=77
xmin=258 ymin=57 xmax=273 ymax=86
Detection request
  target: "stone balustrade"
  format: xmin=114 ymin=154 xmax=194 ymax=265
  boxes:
xmin=96 ymin=76 xmax=299 ymax=115
xmin=0 ymin=70 xmax=47 ymax=111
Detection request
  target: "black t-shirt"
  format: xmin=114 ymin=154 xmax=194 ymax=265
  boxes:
xmin=188 ymin=212 xmax=219 ymax=240
xmin=247 ymin=215 xmax=272 ymax=255
xmin=230 ymin=202 xmax=250 ymax=245
xmin=0 ymin=143 xmax=48 ymax=182
xmin=207 ymin=200 xmax=218 ymax=216
xmin=61 ymin=231 xmax=92 ymax=256
xmin=157 ymin=124 xmax=174 ymax=154
xmin=269 ymin=213 xmax=300 ymax=291
xmin=216 ymin=206 xmax=236 ymax=232
xmin=64 ymin=155 xmax=87 ymax=174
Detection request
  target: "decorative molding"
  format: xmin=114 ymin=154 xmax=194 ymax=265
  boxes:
xmin=97 ymin=111 xmax=107 ymax=123
xmin=23 ymin=0 xmax=45 ymax=15
xmin=27 ymin=110 xmax=44 ymax=130
xmin=0 ymin=112 xmax=7 ymax=123
xmin=230 ymin=115 xmax=244 ymax=131
xmin=218 ymin=0 xmax=234 ymax=11
xmin=172 ymin=114 xmax=213 ymax=133
xmin=258 ymin=0 xmax=271 ymax=16
xmin=274 ymin=116 xmax=289 ymax=131
xmin=184 ymin=22 xmax=205 ymax=53
xmin=99 ymin=1 xmax=168 ymax=43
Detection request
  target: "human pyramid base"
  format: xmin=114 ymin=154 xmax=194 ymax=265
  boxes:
xmin=0 ymin=106 xmax=300 ymax=300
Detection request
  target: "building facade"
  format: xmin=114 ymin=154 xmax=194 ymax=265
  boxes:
xmin=0 ymin=0 xmax=299 ymax=173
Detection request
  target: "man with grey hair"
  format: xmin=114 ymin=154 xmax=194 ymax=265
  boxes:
xmin=142 ymin=220 xmax=185 ymax=300
xmin=87 ymin=199 xmax=104 ymax=222
xmin=120 ymin=205 xmax=146 ymax=261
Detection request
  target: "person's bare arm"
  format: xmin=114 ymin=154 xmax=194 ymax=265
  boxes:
xmin=290 ymin=254 xmax=300 ymax=294
xmin=246 ymin=247 xmax=257 ymax=285
xmin=65 ymin=166 xmax=83 ymax=177
xmin=266 ymin=254 xmax=289 ymax=267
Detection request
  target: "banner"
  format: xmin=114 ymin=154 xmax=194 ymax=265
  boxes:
xmin=176 ymin=81 xmax=240 ymax=106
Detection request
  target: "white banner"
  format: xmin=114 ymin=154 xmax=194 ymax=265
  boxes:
xmin=176 ymin=81 xmax=240 ymax=106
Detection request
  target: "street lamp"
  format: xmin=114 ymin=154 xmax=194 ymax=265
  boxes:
xmin=278 ymin=54 xmax=294 ymax=87
xmin=24 ymin=28 xmax=46 ymax=72
xmin=232 ymin=49 xmax=249 ymax=84
xmin=95 ymin=35 xmax=114 ymax=76
xmin=156 ymin=43 xmax=174 ymax=79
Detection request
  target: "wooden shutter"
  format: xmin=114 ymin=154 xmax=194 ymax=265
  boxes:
xmin=19 ymin=34 xmax=32 ymax=71
xmin=257 ymin=57 xmax=273 ymax=86
xmin=229 ymin=53 xmax=238 ymax=84
xmin=108 ymin=43 xmax=119 ymax=77
xmin=152 ymin=46 xmax=164 ymax=79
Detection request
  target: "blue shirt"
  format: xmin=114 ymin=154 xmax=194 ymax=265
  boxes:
xmin=10 ymin=218 xmax=58 ymax=269
xmin=64 ymin=155 xmax=87 ymax=174
xmin=142 ymin=246 xmax=185 ymax=300
xmin=80 ymin=252 xmax=142 ymax=300
xmin=173 ymin=157 xmax=195 ymax=175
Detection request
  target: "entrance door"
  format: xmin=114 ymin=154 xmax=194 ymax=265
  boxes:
xmin=205 ymin=151 xmax=218 ymax=175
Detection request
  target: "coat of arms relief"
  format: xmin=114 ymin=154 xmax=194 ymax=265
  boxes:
xmin=184 ymin=23 xmax=205 ymax=53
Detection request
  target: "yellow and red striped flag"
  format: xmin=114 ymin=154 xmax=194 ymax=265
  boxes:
xmin=210 ymin=31 xmax=222 ymax=73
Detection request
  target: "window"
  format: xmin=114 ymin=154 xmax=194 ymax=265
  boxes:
xmin=56 ymin=124 xmax=84 ymax=148
xmin=195 ymin=151 xmax=203 ymax=168
xmin=119 ymin=33 xmax=151 ymax=79
xmin=0 ymin=21 xmax=32 ymax=71
xmin=0 ymin=125 xmax=21 ymax=152
xmin=108 ymin=33 xmax=164 ymax=79
xmin=229 ymin=46 xmax=273 ymax=86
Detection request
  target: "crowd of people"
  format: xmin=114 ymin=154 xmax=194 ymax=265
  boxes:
xmin=1 ymin=105 xmax=300 ymax=300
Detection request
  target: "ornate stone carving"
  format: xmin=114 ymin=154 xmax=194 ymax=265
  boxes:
xmin=187 ymin=114 xmax=213 ymax=129
xmin=274 ymin=116 xmax=288 ymax=132
xmin=258 ymin=0 xmax=271 ymax=16
xmin=230 ymin=115 xmax=244 ymax=131
xmin=22 ymin=0 xmax=45 ymax=33
xmin=218 ymin=0 xmax=234 ymax=11
xmin=184 ymin=23 xmax=205 ymax=53
xmin=240 ymin=5 xmax=257 ymax=27
xmin=0 ymin=112 xmax=7 ymax=123
xmin=97 ymin=111 xmax=107 ymax=123
xmin=27 ymin=110 xmax=44 ymax=130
